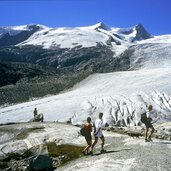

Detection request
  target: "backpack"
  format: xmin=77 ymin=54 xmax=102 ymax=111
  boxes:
xmin=80 ymin=127 xmax=86 ymax=136
xmin=141 ymin=112 xmax=147 ymax=123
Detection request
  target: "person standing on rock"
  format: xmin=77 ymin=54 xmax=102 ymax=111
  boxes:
xmin=33 ymin=108 xmax=38 ymax=118
xmin=91 ymin=112 xmax=106 ymax=154
xmin=143 ymin=105 xmax=155 ymax=142
xmin=82 ymin=117 xmax=93 ymax=155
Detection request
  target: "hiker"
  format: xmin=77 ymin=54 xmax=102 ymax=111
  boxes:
xmin=144 ymin=105 xmax=155 ymax=142
xmin=92 ymin=112 xmax=106 ymax=153
xmin=33 ymin=108 xmax=38 ymax=118
xmin=82 ymin=117 xmax=93 ymax=155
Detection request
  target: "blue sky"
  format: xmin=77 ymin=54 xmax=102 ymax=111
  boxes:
xmin=0 ymin=0 xmax=171 ymax=35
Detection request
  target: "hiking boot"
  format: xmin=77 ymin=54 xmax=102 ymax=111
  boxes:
xmin=145 ymin=139 xmax=150 ymax=142
xmin=82 ymin=151 xmax=86 ymax=156
xmin=148 ymin=138 xmax=153 ymax=142
xmin=100 ymin=149 xmax=107 ymax=153
xmin=88 ymin=151 xmax=93 ymax=156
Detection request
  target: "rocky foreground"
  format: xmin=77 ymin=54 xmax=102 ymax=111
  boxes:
xmin=0 ymin=122 xmax=171 ymax=171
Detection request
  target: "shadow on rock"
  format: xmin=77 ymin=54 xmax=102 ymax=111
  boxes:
xmin=93 ymin=148 xmax=131 ymax=156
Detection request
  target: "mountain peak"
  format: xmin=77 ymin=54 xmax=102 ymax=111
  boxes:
xmin=93 ymin=22 xmax=111 ymax=30
xmin=135 ymin=23 xmax=144 ymax=28
xmin=132 ymin=23 xmax=152 ymax=41
xmin=27 ymin=24 xmax=50 ymax=30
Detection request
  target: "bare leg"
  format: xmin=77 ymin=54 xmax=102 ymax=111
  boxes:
xmin=83 ymin=140 xmax=92 ymax=154
xmin=92 ymin=137 xmax=98 ymax=151
xmin=145 ymin=128 xmax=149 ymax=140
xmin=148 ymin=126 xmax=155 ymax=139
xmin=100 ymin=136 xmax=105 ymax=150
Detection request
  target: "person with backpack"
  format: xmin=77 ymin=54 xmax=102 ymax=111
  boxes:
xmin=82 ymin=117 xmax=93 ymax=155
xmin=91 ymin=112 xmax=106 ymax=154
xmin=141 ymin=105 xmax=155 ymax=142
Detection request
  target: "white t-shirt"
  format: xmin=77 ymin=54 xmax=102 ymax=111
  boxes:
xmin=94 ymin=118 xmax=103 ymax=137
xmin=146 ymin=110 xmax=155 ymax=118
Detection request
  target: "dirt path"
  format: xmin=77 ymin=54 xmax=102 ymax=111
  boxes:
xmin=57 ymin=132 xmax=171 ymax=171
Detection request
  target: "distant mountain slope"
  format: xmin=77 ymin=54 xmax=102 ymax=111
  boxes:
xmin=127 ymin=35 xmax=171 ymax=69
xmin=0 ymin=61 xmax=53 ymax=87
xmin=0 ymin=24 xmax=48 ymax=46
xmin=0 ymin=44 xmax=114 ymax=70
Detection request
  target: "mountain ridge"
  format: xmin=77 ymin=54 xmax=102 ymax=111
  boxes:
xmin=0 ymin=22 xmax=152 ymax=48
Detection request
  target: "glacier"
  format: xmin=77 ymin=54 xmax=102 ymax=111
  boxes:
xmin=1 ymin=68 xmax=171 ymax=126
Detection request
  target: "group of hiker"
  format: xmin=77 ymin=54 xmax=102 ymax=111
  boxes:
xmin=81 ymin=112 xmax=106 ymax=155
xmin=81 ymin=105 xmax=155 ymax=155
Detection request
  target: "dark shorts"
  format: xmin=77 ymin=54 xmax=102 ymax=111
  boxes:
xmin=145 ymin=121 xmax=153 ymax=128
xmin=94 ymin=134 xmax=104 ymax=138
xmin=85 ymin=133 xmax=92 ymax=141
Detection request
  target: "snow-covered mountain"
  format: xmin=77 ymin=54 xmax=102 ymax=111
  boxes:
xmin=0 ymin=24 xmax=48 ymax=46
xmin=0 ymin=24 xmax=49 ymax=38
xmin=16 ymin=22 xmax=152 ymax=49
xmin=124 ymin=34 xmax=171 ymax=69
xmin=0 ymin=22 xmax=151 ymax=48
xmin=0 ymin=22 xmax=170 ymax=70
xmin=0 ymin=22 xmax=171 ymax=127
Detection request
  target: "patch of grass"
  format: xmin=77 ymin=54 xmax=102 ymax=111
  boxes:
xmin=0 ymin=161 xmax=8 ymax=169
xmin=16 ymin=127 xmax=44 ymax=140
xmin=47 ymin=142 xmax=85 ymax=165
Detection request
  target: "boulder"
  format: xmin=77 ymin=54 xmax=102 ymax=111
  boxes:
xmin=28 ymin=154 xmax=53 ymax=171
xmin=29 ymin=113 xmax=44 ymax=122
